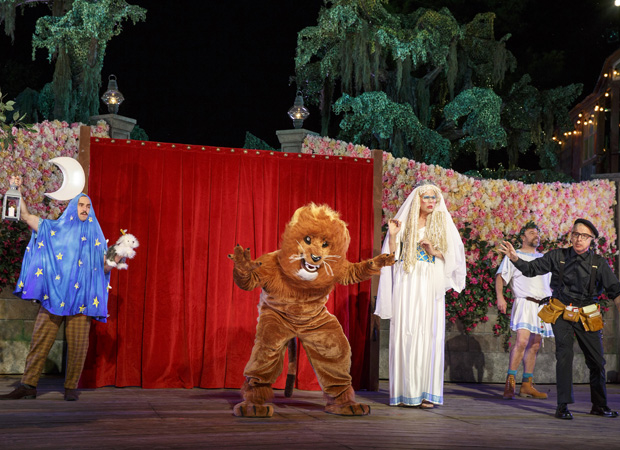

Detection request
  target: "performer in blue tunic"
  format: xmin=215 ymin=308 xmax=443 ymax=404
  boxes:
xmin=0 ymin=176 xmax=122 ymax=401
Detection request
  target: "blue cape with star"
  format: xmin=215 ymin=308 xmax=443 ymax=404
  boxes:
xmin=13 ymin=194 xmax=111 ymax=322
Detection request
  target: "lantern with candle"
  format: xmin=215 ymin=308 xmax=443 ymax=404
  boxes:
xmin=2 ymin=177 xmax=22 ymax=221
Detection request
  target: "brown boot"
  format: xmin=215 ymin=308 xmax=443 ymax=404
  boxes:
xmin=518 ymin=377 xmax=547 ymax=399
xmin=0 ymin=384 xmax=37 ymax=400
xmin=503 ymin=375 xmax=515 ymax=399
xmin=64 ymin=388 xmax=79 ymax=401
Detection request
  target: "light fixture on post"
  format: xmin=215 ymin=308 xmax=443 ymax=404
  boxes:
xmin=287 ymin=90 xmax=310 ymax=129
xmin=101 ymin=74 xmax=125 ymax=114
xmin=2 ymin=177 xmax=22 ymax=221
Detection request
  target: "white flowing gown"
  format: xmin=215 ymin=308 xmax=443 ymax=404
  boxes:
xmin=375 ymin=187 xmax=466 ymax=406
xmin=389 ymin=228 xmax=446 ymax=405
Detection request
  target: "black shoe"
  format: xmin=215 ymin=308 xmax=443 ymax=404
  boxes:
xmin=555 ymin=404 xmax=573 ymax=420
xmin=0 ymin=384 xmax=37 ymax=400
xmin=64 ymin=388 xmax=79 ymax=401
xmin=590 ymin=405 xmax=619 ymax=417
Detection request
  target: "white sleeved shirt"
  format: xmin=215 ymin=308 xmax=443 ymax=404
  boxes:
xmin=497 ymin=250 xmax=552 ymax=299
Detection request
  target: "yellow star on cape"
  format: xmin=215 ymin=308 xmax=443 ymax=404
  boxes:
xmin=26 ymin=246 xmax=30 ymax=252
xmin=55 ymin=275 xmax=61 ymax=280
xmin=95 ymin=238 xmax=101 ymax=247
xmin=81 ymin=236 xmax=87 ymax=241
xmin=43 ymin=295 xmax=49 ymax=300
xmin=88 ymin=217 xmax=93 ymax=223
xmin=70 ymin=216 xmax=74 ymax=221
xmin=78 ymin=260 xmax=83 ymax=267
xmin=74 ymin=282 xmax=80 ymax=290
xmin=38 ymin=241 xmax=45 ymax=249
xmin=79 ymin=305 xmax=86 ymax=313
xmin=93 ymin=297 xmax=99 ymax=308
xmin=107 ymin=284 xmax=112 ymax=291
xmin=60 ymin=301 xmax=65 ymax=307
xmin=56 ymin=252 xmax=63 ymax=260
xmin=51 ymin=230 xmax=56 ymax=237
xmin=35 ymin=268 xmax=43 ymax=277
xmin=18 ymin=281 xmax=24 ymax=288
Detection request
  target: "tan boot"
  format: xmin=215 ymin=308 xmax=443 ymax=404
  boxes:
xmin=518 ymin=377 xmax=547 ymax=399
xmin=503 ymin=375 xmax=515 ymax=399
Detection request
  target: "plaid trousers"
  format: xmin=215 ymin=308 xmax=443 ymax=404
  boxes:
xmin=22 ymin=307 xmax=92 ymax=389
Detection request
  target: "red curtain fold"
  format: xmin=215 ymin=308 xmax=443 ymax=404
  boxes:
xmin=81 ymin=140 xmax=375 ymax=391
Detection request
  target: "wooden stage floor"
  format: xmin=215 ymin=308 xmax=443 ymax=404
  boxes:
xmin=1 ymin=375 xmax=619 ymax=449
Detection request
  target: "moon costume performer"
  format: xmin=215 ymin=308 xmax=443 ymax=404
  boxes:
xmin=375 ymin=184 xmax=466 ymax=406
xmin=14 ymin=194 xmax=110 ymax=322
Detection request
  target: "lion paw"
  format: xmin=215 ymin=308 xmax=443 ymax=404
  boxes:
xmin=233 ymin=401 xmax=274 ymax=418
xmin=324 ymin=402 xmax=371 ymax=416
xmin=374 ymin=252 xmax=396 ymax=268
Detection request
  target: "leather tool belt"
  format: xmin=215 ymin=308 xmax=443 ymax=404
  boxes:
xmin=538 ymin=298 xmax=604 ymax=331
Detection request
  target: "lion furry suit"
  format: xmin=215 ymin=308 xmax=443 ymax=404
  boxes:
xmin=228 ymin=203 xmax=395 ymax=417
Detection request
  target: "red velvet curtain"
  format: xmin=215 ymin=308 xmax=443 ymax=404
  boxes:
xmin=81 ymin=138 xmax=375 ymax=391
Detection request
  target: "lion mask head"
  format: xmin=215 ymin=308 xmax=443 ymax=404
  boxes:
xmin=278 ymin=203 xmax=350 ymax=290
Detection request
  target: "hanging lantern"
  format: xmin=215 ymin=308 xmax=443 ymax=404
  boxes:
xmin=2 ymin=179 xmax=21 ymax=221
xmin=101 ymin=74 xmax=125 ymax=114
xmin=287 ymin=91 xmax=310 ymax=129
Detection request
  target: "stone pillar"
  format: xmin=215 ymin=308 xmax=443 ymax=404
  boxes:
xmin=275 ymin=128 xmax=319 ymax=153
xmin=90 ymin=114 xmax=137 ymax=140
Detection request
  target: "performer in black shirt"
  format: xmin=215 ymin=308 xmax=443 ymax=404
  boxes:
xmin=499 ymin=218 xmax=620 ymax=420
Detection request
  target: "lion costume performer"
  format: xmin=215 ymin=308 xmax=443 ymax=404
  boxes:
xmin=228 ymin=203 xmax=395 ymax=417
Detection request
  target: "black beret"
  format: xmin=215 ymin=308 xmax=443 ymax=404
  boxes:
xmin=574 ymin=218 xmax=599 ymax=238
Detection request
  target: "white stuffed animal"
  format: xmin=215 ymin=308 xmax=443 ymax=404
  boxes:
xmin=106 ymin=230 xmax=139 ymax=270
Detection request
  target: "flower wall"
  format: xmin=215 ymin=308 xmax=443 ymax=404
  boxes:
xmin=301 ymin=134 xmax=372 ymax=158
xmin=303 ymin=136 xmax=618 ymax=340
xmin=0 ymin=120 xmax=109 ymax=288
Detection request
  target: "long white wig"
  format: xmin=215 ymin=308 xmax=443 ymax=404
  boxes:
xmin=402 ymin=183 xmax=448 ymax=273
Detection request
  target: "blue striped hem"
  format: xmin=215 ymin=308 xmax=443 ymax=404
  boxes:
xmin=390 ymin=392 xmax=442 ymax=406
xmin=513 ymin=322 xmax=553 ymax=338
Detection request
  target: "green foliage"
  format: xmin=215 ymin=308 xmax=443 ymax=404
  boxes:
xmin=130 ymin=124 xmax=149 ymax=141
xmin=0 ymin=0 xmax=38 ymax=42
xmin=37 ymin=83 xmax=55 ymax=120
xmin=243 ymin=132 xmax=275 ymax=151
xmin=294 ymin=1 xmax=581 ymax=172
xmin=31 ymin=0 xmax=146 ymax=123
xmin=501 ymin=75 xmax=582 ymax=170
xmin=333 ymin=91 xmax=451 ymax=165
xmin=0 ymin=88 xmax=35 ymax=150
xmin=14 ymin=88 xmax=41 ymax=124
xmin=464 ymin=164 xmax=574 ymax=183
xmin=444 ymin=87 xmax=506 ymax=167
xmin=2 ymin=0 xmax=146 ymax=124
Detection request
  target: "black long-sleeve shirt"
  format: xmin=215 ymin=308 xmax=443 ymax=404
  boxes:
xmin=512 ymin=247 xmax=620 ymax=308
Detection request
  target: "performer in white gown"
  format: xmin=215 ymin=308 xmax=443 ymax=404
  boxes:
xmin=376 ymin=181 xmax=466 ymax=408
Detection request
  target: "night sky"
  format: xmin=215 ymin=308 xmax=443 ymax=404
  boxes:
xmin=2 ymin=1 xmax=620 ymax=149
